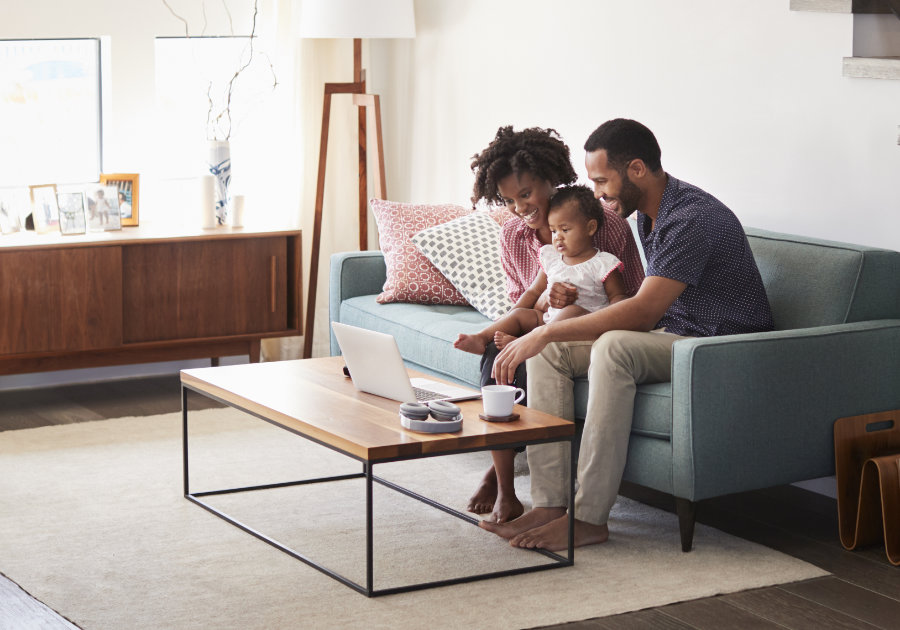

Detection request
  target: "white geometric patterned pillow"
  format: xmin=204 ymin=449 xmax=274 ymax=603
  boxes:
xmin=412 ymin=212 xmax=513 ymax=321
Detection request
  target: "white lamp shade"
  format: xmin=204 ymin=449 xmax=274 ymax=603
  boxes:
xmin=297 ymin=0 xmax=416 ymax=39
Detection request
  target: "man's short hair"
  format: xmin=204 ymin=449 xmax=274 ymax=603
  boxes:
xmin=584 ymin=118 xmax=662 ymax=173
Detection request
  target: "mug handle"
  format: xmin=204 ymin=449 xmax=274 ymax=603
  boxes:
xmin=513 ymin=388 xmax=525 ymax=405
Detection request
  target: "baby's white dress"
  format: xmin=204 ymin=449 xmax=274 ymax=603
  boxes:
xmin=539 ymin=246 xmax=624 ymax=324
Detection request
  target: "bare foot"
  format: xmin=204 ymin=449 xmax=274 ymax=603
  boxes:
xmin=467 ymin=465 xmax=497 ymax=514
xmin=488 ymin=491 xmax=524 ymax=524
xmin=509 ymin=514 xmax=609 ymax=551
xmin=454 ymin=333 xmax=488 ymax=355
xmin=479 ymin=506 xmax=566 ymax=539
xmin=493 ymin=331 xmax=517 ymax=350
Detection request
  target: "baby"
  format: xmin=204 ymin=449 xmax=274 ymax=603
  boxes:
xmin=455 ymin=184 xmax=627 ymax=355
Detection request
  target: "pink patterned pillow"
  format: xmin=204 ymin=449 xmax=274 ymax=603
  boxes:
xmin=371 ymin=199 xmax=473 ymax=305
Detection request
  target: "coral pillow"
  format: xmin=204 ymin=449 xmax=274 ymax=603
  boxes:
xmin=370 ymin=199 xmax=472 ymax=305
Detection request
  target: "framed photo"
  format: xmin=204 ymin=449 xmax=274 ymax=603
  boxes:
xmin=29 ymin=184 xmax=59 ymax=233
xmin=56 ymin=191 xmax=87 ymax=235
xmin=0 ymin=188 xmax=28 ymax=234
xmin=84 ymin=184 xmax=122 ymax=232
xmin=99 ymin=173 xmax=139 ymax=226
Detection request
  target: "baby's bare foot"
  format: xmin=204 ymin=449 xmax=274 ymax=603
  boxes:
xmin=494 ymin=331 xmax=517 ymax=349
xmin=454 ymin=333 xmax=488 ymax=355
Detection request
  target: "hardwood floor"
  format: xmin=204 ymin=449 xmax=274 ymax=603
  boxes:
xmin=2 ymin=376 xmax=898 ymax=629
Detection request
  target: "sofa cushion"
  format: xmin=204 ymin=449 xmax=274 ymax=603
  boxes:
xmin=747 ymin=228 xmax=874 ymax=329
xmin=370 ymin=199 xmax=472 ymax=306
xmin=338 ymin=294 xmax=489 ymax=388
xmin=412 ymin=211 xmax=513 ymax=321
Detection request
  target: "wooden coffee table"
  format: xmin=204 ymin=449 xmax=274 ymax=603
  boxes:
xmin=180 ymin=356 xmax=575 ymax=597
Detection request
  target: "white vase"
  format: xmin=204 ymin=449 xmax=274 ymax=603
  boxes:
xmin=207 ymin=140 xmax=232 ymax=225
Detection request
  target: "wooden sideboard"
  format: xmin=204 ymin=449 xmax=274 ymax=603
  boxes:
xmin=0 ymin=226 xmax=301 ymax=375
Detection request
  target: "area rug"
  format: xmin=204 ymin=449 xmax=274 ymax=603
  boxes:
xmin=0 ymin=409 xmax=827 ymax=629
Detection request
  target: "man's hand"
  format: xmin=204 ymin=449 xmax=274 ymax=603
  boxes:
xmin=492 ymin=328 xmax=549 ymax=385
xmin=547 ymin=282 xmax=578 ymax=310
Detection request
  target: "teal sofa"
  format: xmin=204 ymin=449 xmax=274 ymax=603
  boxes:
xmin=329 ymin=228 xmax=900 ymax=550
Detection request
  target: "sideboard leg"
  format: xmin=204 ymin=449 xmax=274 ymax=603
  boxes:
xmin=249 ymin=340 xmax=261 ymax=363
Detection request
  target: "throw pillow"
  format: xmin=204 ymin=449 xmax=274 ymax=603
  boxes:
xmin=412 ymin=211 xmax=513 ymax=321
xmin=370 ymin=199 xmax=472 ymax=305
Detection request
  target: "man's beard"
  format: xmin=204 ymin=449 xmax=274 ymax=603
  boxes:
xmin=615 ymin=173 xmax=643 ymax=219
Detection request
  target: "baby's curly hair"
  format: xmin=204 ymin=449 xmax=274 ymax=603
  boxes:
xmin=470 ymin=126 xmax=577 ymax=206
xmin=548 ymin=184 xmax=605 ymax=228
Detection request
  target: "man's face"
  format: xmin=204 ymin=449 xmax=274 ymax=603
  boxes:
xmin=585 ymin=150 xmax=642 ymax=219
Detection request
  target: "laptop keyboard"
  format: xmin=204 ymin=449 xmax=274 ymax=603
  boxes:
xmin=413 ymin=387 xmax=445 ymax=402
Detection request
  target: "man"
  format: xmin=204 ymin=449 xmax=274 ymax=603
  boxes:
xmin=482 ymin=118 xmax=774 ymax=550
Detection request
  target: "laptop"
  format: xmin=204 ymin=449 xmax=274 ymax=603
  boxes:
xmin=331 ymin=322 xmax=481 ymax=403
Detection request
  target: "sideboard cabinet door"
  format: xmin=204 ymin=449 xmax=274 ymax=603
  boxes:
xmin=0 ymin=247 xmax=123 ymax=354
xmin=122 ymin=237 xmax=289 ymax=343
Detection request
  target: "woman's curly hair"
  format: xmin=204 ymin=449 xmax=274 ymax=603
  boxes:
xmin=470 ymin=126 xmax=577 ymax=206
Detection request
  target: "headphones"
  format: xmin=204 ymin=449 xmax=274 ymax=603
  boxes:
xmin=399 ymin=400 xmax=461 ymax=422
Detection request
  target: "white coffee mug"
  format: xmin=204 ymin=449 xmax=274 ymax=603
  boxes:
xmin=481 ymin=384 xmax=525 ymax=418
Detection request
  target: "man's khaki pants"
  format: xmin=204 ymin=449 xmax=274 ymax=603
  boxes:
xmin=526 ymin=329 xmax=687 ymax=525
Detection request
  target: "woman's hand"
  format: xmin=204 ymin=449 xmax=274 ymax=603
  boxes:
xmin=546 ymin=282 xmax=578 ymax=310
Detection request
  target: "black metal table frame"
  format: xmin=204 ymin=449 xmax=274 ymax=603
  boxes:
xmin=182 ymin=384 xmax=575 ymax=597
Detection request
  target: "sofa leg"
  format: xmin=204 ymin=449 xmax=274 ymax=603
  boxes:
xmin=675 ymin=498 xmax=697 ymax=552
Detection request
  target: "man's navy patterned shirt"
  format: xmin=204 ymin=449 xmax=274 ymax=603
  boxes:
xmin=637 ymin=175 xmax=774 ymax=337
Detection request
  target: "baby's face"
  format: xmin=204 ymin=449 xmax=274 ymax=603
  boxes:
xmin=548 ymin=200 xmax=596 ymax=257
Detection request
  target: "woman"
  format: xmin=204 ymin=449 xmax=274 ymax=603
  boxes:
xmin=467 ymin=126 xmax=645 ymax=523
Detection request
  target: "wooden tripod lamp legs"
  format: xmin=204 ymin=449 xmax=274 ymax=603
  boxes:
xmin=302 ymin=86 xmax=386 ymax=360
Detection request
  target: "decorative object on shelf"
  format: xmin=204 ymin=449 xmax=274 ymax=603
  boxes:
xmin=56 ymin=191 xmax=87 ymax=235
xmin=28 ymin=184 xmax=59 ymax=234
xmin=200 ymin=175 xmax=218 ymax=229
xmin=100 ymin=173 xmax=140 ymax=227
xmin=161 ymin=0 xmax=277 ymax=226
xmin=231 ymin=194 xmax=246 ymax=228
xmin=207 ymin=140 xmax=231 ymax=225
xmin=298 ymin=0 xmax=416 ymax=358
xmin=84 ymin=184 xmax=122 ymax=232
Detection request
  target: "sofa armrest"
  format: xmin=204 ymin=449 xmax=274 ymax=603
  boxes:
xmin=670 ymin=319 xmax=900 ymax=500
xmin=329 ymin=251 xmax=387 ymax=355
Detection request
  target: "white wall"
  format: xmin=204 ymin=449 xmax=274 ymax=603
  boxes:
xmin=372 ymin=0 xmax=900 ymax=251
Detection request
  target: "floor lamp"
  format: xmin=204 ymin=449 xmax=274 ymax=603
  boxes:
xmin=298 ymin=0 xmax=416 ymax=359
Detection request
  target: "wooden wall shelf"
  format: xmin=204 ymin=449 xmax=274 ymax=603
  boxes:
xmin=791 ymin=0 xmax=900 ymax=80
xmin=0 ymin=227 xmax=302 ymax=375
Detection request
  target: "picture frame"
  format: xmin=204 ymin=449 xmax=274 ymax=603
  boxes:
xmin=84 ymin=184 xmax=122 ymax=232
xmin=99 ymin=173 xmax=139 ymax=226
xmin=0 ymin=187 xmax=28 ymax=234
xmin=29 ymin=184 xmax=59 ymax=233
xmin=56 ymin=191 xmax=87 ymax=235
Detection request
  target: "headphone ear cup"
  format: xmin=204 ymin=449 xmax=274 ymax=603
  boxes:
xmin=428 ymin=400 xmax=461 ymax=421
xmin=399 ymin=402 xmax=431 ymax=420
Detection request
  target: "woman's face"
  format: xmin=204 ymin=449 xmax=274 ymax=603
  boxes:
xmin=496 ymin=172 xmax=555 ymax=230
